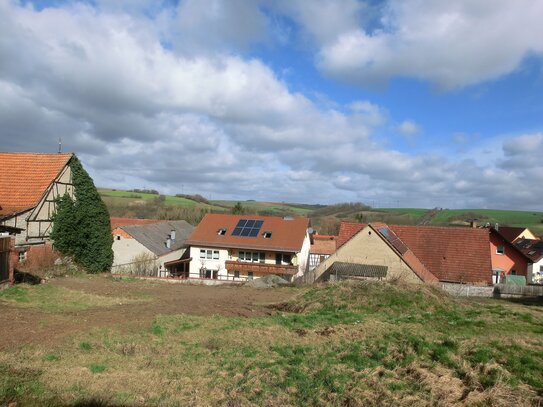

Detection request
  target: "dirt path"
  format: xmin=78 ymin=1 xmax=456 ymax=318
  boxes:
xmin=0 ymin=275 xmax=299 ymax=351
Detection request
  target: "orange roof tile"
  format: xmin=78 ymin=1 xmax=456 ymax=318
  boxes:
xmin=0 ymin=152 xmax=73 ymax=217
xmin=311 ymin=234 xmax=337 ymax=255
xmin=186 ymin=213 xmax=310 ymax=252
xmin=337 ymin=222 xmax=365 ymax=248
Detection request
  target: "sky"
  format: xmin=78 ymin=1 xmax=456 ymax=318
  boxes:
xmin=1 ymin=0 xmax=543 ymax=209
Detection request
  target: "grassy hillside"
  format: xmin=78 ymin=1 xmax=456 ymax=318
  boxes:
xmin=1 ymin=278 xmax=541 ymax=406
xmin=98 ymin=188 xmax=543 ymax=235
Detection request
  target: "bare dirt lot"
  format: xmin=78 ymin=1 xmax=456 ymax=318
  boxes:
xmin=0 ymin=275 xmax=298 ymax=351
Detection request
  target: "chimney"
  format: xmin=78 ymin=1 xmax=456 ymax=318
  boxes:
xmin=170 ymin=230 xmax=176 ymax=240
xmin=495 ymin=223 xmax=499 ymax=231
xmin=166 ymin=238 xmax=171 ymax=249
xmin=470 ymin=220 xmax=477 ymax=228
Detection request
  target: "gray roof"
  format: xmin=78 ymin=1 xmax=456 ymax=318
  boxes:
xmin=122 ymin=220 xmax=194 ymax=256
xmin=326 ymin=262 xmax=388 ymax=279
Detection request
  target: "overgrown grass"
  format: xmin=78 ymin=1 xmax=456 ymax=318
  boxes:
xmin=1 ymin=281 xmax=542 ymax=406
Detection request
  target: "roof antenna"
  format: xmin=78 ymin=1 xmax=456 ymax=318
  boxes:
xmin=58 ymin=137 xmax=62 ymax=153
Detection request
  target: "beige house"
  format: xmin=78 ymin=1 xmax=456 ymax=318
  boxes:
xmin=308 ymin=223 xmax=438 ymax=284
xmin=0 ymin=152 xmax=75 ymax=264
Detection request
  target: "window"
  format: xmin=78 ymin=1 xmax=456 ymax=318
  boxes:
xmin=217 ymin=228 xmax=227 ymax=236
xmin=200 ymin=249 xmax=220 ymax=260
xmin=275 ymin=253 xmax=292 ymax=265
xmin=263 ymin=231 xmax=272 ymax=238
xmin=540 ymin=265 xmax=543 ymax=272
xmin=116 ymin=236 xmax=121 ymax=241
xmin=496 ymin=245 xmax=505 ymax=255
xmin=18 ymin=251 xmax=27 ymax=263
xmin=511 ymin=270 xmax=517 ymax=275
xmin=247 ymin=272 xmax=253 ymax=280
xmin=238 ymin=251 xmax=265 ymax=263
xmin=234 ymin=271 xmax=240 ymax=278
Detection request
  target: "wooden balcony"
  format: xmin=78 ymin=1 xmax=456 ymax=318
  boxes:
xmin=225 ymin=260 xmax=297 ymax=275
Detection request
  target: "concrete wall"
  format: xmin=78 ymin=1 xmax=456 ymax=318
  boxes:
xmin=112 ymin=235 xmax=154 ymax=267
xmin=310 ymin=226 xmax=423 ymax=284
xmin=439 ymin=282 xmax=494 ymax=297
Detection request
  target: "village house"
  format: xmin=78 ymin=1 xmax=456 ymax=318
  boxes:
xmin=514 ymin=239 xmax=543 ymax=284
xmin=488 ymin=227 xmax=530 ymax=283
xmin=185 ymin=214 xmax=311 ymax=281
xmin=311 ymin=222 xmax=492 ymax=285
xmin=0 ymin=152 xmax=75 ymax=268
xmin=308 ymin=233 xmax=337 ymax=271
xmin=112 ymin=220 xmax=194 ymax=277
xmin=312 ymin=223 xmax=439 ymax=284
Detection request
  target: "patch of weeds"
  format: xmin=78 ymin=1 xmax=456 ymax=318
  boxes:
xmin=0 ymin=363 xmax=52 ymax=404
xmin=152 ymin=321 xmax=165 ymax=336
xmin=0 ymin=286 xmax=30 ymax=303
xmin=79 ymin=341 xmax=92 ymax=351
xmin=274 ymin=306 xmax=362 ymax=330
xmin=88 ymin=363 xmax=107 ymax=374
xmin=467 ymin=345 xmax=494 ymax=365
xmin=42 ymin=354 xmax=60 ymax=362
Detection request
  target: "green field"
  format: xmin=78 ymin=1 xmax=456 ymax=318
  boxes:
xmin=1 ymin=278 xmax=542 ymax=406
xmin=211 ymin=200 xmax=316 ymax=216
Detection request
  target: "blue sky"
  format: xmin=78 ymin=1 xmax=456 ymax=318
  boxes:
xmin=1 ymin=0 xmax=543 ymax=209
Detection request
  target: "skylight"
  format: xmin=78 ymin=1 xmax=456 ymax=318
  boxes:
xmin=217 ymin=228 xmax=227 ymax=236
xmin=263 ymin=231 xmax=272 ymax=238
xmin=232 ymin=219 xmax=264 ymax=237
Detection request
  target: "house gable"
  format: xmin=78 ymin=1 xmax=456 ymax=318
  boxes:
xmin=312 ymin=224 xmax=431 ymax=284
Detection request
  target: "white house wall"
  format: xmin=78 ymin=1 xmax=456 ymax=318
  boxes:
xmin=295 ymin=232 xmax=311 ymax=277
xmin=112 ymin=236 xmax=154 ymax=267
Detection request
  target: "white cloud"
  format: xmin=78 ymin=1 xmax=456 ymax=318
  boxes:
xmin=316 ymin=0 xmax=543 ymax=89
xmin=398 ymin=120 xmax=420 ymax=136
xmin=0 ymin=1 xmax=542 ymax=209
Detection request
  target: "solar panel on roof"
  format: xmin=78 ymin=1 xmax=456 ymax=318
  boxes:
xmin=231 ymin=218 xmax=264 ymax=237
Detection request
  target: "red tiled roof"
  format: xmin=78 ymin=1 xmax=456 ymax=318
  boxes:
xmin=0 ymin=152 xmax=73 ymax=216
xmin=311 ymin=234 xmax=337 ymax=255
xmin=110 ymin=217 xmax=167 ymax=230
xmin=186 ymin=213 xmax=310 ymax=252
xmin=514 ymin=238 xmax=543 ymax=262
xmin=338 ymin=221 xmax=492 ymax=284
xmin=391 ymin=225 xmax=492 ymax=284
xmin=493 ymin=226 xmax=530 ymax=243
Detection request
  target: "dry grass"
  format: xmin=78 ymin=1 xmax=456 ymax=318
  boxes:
xmin=1 ymin=280 xmax=542 ymax=406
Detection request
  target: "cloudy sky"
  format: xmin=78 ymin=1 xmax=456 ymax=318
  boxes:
xmin=1 ymin=0 xmax=543 ymax=209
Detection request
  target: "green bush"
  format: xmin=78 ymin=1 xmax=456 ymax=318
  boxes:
xmin=51 ymin=156 xmax=113 ymax=273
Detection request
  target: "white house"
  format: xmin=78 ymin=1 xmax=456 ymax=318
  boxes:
xmin=185 ymin=214 xmax=311 ymax=282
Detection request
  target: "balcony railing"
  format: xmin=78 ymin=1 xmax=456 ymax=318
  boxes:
xmin=225 ymin=260 xmax=297 ymax=275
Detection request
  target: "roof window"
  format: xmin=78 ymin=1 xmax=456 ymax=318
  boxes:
xmin=218 ymin=228 xmax=227 ymax=236
xmin=263 ymin=231 xmax=272 ymax=238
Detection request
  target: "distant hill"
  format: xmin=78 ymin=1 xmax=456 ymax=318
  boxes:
xmin=98 ymin=189 xmax=543 ymax=236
